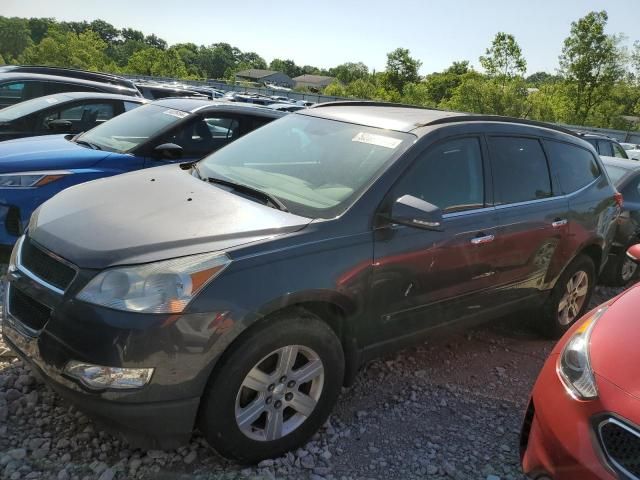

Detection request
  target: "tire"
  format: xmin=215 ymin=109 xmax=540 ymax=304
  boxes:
xmin=600 ymin=247 xmax=639 ymax=287
xmin=198 ymin=308 xmax=344 ymax=463
xmin=540 ymin=254 xmax=596 ymax=339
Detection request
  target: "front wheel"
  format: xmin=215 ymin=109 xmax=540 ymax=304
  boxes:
xmin=198 ymin=309 xmax=344 ymax=463
xmin=540 ymin=255 xmax=595 ymax=339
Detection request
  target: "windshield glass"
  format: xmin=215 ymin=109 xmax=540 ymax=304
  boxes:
xmin=199 ymin=114 xmax=415 ymax=218
xmin=0 ymin=94 xmax=70 ymax=121
xmin=604 ymin=164 xmax=630 ymax=185
xmin=78 ymin=104 xmax=188 ymax=153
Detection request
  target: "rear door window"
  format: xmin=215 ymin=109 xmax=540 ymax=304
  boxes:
xmin=394 ymin=137 xmax=485 ymax=213
xmin=613 ymin=142 xmax=629 ymax=159
xmin=488 ymin=137 xmax=552 ymax=205
xmin=0 ymin=82 xmax=26 ymax=106
xmin=545 ymin=140 xmax=601 ymax=194
xmin=598 ymin=140 xmax=614 ymax=157
xmin=38 ymin=102 xmax=116 ymax=132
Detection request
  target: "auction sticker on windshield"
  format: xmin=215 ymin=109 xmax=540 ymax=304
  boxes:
xmin=352 ymin=132 xmax=402 ymax=149
xmin=163 ymin=109 xmax=190 ymax=119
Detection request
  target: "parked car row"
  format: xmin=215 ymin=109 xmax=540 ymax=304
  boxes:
xmin=2 ymin=66 xmax=640 ymax=473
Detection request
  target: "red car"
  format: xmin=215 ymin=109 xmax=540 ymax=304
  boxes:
xmin=521 ymin=246 xmax=640 ymax=479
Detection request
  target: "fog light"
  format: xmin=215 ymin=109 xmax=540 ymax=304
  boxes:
xmin=64 ymin=361 xmax=154 ymax=390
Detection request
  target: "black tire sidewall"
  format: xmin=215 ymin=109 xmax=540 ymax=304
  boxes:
xmin=199 ymin=311 xmax=344 ymax=463
xmin=542 ymin=255 xmax=596 ymax=339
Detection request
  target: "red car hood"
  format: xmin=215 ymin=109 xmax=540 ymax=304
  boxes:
xmin=590 ymin=283 xmax=640 ymax=398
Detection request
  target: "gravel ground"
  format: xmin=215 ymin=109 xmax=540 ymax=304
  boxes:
xmin=0 ymin=282 xmax=632 ymax=480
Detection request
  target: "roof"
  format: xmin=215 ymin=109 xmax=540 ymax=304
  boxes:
xmin=0 ymin=72 xmax=140 ymax=96
xmin=293 ymin=74 xmax=336 ymax=85
xmin=0 ymin=65 xmax=135 ymax=89
xmin=151 ymin=98 xmax=286 ymax=117
xmin=304 ymin=101 xmax=580 ymax=136
xmin=235 ymin=69 xmax=282 ymax=79
xmin=57 ymin=91 xmax=148 ymax=102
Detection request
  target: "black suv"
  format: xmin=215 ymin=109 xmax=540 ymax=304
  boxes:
xmin=0 ymin=67 xmax=142 ymax=108
xmin=2 ymin=102 xmax=620 ymax=462
xmin=579 ymin=132 xmax=629 ymax=159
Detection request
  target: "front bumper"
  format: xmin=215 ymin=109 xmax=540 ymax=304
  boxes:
xmin=3 ymin=320 xmax=198 ymax=448
xmin=520 ymin=353 xmax=616 ymax=480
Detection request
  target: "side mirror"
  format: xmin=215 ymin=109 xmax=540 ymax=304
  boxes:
xmin=48 ymin=119 xmax=73 ymax=132
xmin=153 ymin=143 xmax=183 ymax=160
xmin=389 ymin=195 xmax=443 ymax=231
xmin=626 ymin=244 xmax=640 ymax=263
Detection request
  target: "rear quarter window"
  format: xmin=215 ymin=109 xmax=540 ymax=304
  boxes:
xmin=545 ymin=140 xmax=600 ymax=194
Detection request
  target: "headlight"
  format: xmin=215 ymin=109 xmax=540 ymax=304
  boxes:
xmin=557 ymin=307 xmax=607 ymax=400
xmin=0 ymin=171 xmax=70 ymax=188
xmin=7 ymin=235 xmax=23 ymax=273
xmin=64 ymin=361 xmax=154 ymax=390
xmin=76 ymin=252 xmax=230 ymax=313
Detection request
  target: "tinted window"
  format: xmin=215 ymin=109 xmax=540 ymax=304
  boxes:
xmin=394 ymin=137 xmax=484 ymax=213
xmin=545 ymin=140 xmax=600 ymax=194
xmin=613 ymin=142 xmax=628 ymax=159
xmin=123 ymin=101 xmax=141 ymax=112
xmin=44 ymin=82 xmax=100 ymax=95
xmin=0 ymin=94 xmax=67 ymax=121
xmin=0 ymin=82 xmax=25 ymax=106
xmin=38 ymin=102 xmax=115 ymax=132
xmin=489 ymin=137 xmax=551 ymax=204
xmin=598 ymin=140 xmax=614 ymax=157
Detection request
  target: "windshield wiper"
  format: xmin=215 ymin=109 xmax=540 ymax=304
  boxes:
xmin=207 ymin=176 xmax=288 ymax=212
xmin=74 ymin=139 xmax=102 ymax=150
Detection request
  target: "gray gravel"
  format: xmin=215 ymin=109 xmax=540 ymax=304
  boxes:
xmin=0 ymin=283 xmax=632 ymax=480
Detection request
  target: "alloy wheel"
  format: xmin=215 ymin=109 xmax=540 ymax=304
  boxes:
xmin=235 ymin=345 xmax=324 ymax=442
xmin=621 ymin=256 xmax=638 ymax=282
xmin=557 ymin=270 xmax=589 ymax=326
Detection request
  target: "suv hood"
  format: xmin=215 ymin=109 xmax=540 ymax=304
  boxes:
xmin=29 ymin=164 xmax=312 ymax=269
xmin=590 ymin=284 xmax=640 ymax=398
xmin=0 ymin=134 xmax=112 ymax=172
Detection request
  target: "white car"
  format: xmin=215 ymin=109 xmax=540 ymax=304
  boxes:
xmin=621 ymin=143 xmax=640 ymax=160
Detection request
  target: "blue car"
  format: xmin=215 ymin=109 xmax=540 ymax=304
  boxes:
xmin=0 ymin=98 xmax=284 ymax=250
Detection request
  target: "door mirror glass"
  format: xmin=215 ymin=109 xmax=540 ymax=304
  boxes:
xmin=626 ymin=244 xmax=640 ymax=263
xmin=389 ymin=194 xmax=443 ymax=230
xmin=47 ymin=119 xmax=73 ymax=132
xmin=153 ymin=143 xmax=183 ymax=160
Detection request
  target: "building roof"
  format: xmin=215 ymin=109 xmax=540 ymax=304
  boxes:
xmin=293 ymin=74 xmax=336 ymax=85
xmin=235 ymin=69 xmax=282 ymax=79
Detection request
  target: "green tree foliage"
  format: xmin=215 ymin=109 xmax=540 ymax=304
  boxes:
xmin=269 ymin=58 xmax=302 ymax=78
xmin=89 ymin=19 xmax=119 ymax=44
xmin=330 ymin=62 xmax=369 ymax=84
xmin=384 ymin=48 xmax=422 ymax=92
xmin=125 ymin=47 xmax=188 ymax=77
xmin=20 ymin=26 xmax=115 ymax=71
xmin=28 ymin=17 xmax=55 ymax=44
xmin=479 ymin=32 xmax=526 ymax=78
xmin=0 ymin=17 xmax=33 ymax=61
xmin=145 ymin=34 xmax=167 ymax=50
xmin=526 ymin=71 xmax=562 ymax=86
xmin=422 ymin=61 xmax=472 ymax=105
xmin=559 ymin=11 xmax=625 ymax=125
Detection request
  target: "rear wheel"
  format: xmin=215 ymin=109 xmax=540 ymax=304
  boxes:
xmin=600 ymin=247 xmax=638 ymax=286
xmin=540 ymin=255 xmax=595 ymax=338
xmin=198 ymin=309 xmax=344 ymax=463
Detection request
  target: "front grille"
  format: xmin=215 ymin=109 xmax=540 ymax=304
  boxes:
xmin=8 ymin=286 xmax=52 ymax=332
xmin=600 ymin=418 xmax=640 ymax=479
xmin=20 ymin=237 xmax=76 ymax=291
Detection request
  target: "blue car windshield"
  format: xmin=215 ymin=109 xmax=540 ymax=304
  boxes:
xmin=77 ymin=104 xmax=189 ymax=153
xmin=0 ymin=94 xmax=71 ymax=122
xmin=199 ymin=114 xmax=415 ymax=218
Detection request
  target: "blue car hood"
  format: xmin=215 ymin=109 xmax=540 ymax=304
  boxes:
xmin=0 ymin=135 xmax=113 ymax=172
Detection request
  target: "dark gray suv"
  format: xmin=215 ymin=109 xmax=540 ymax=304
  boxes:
xmin=2 ymin=102 xmax=620 ymax=462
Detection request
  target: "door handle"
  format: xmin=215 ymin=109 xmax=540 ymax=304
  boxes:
xmin=471 ymin=234 xmax=495 ymax=245
xmin=552 ymin=219 xmax=568 ymax=228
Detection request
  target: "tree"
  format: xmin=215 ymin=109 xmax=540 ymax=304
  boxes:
xmin=125 ymin=47 xmax=188 ymax=77
xmin=89 ymin=19 xmax=120 ymax=45
xmin=269 ymin=58 xmax=302 ymax=78
xmin=197 ymin=43 xmax=238 ymax=79
xmin=384 ymin=48 xmax=422 ymax=92
xmin=20 ymin=26 xmax=115 ymax=71
xmin=145 ymin=34 xmax=167 ymax=50
xmin=121 ymin=28 xmax=144 ymax=43
xmin=0 ymin=17 xmax=33 ymax=61
xmin=559 ymin=11 xmax=625 ymax=125
xmin=422 ymin=61 xmax=473 ymax=105
xmin=28 ymin=17 xmax=55 ymax=44
xmin=238 ymin=51 xmax=267 ymax=69
xmin=526 ymin=71 xmax=562 ymax=86
xmin=330 ymin=62 xmax=369 ymax=84
xmin=479 ymin=32 xmax=526 ymax=79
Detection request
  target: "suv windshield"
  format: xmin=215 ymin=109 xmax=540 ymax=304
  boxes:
xmin=77 ymin=104 xmax=189 ymax=153
xmin=0 ymin=94 xmax=69 ymax=121
xmin=199 ymin=114 xmax=415 ymax=218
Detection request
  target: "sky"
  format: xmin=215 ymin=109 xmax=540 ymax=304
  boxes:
xmin=1 ymin=0 xmax=638 ymax=75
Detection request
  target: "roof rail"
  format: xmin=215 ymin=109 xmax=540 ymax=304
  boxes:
xmin=0 ymin=65 xmax=135 ymax=88
xmin=311 ymin=100 xmax=439 ymax=110
xmin=422 ymin=114 xmax=580 ymax=138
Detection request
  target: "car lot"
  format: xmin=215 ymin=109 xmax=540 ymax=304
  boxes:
xmin=0 ymin=283 xmax=629 ymax=480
